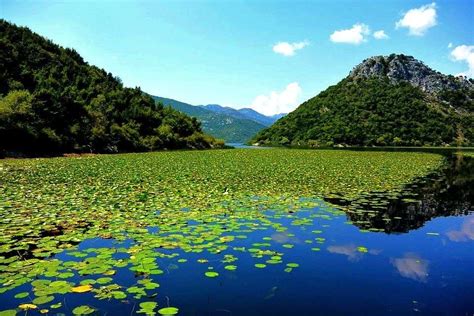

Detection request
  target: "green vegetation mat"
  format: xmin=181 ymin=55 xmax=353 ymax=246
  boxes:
xmin=0 ymin=149 xmax=443 ymax=314
xmin=0 ymin=149 xmax=443 ymax=249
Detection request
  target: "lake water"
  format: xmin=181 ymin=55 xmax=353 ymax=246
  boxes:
xmin=0 ymin=151 xmax=472 ymax=316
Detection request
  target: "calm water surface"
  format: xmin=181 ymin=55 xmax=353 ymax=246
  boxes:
xmin=1 ymin=153 xmax=472 ymax=316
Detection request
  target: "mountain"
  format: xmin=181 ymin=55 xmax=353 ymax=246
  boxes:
xmin=251 ymin=54 xmax=474 ymax=147
xmin=200 ymin=104 xmax=285 ymax=126
xmin=236 ymin=109 xmax=286 ymax=126
xmin=0 ymin=20 xmax=223 ymax=156
xmin=151 ymin=96 xmax=267 ymax=143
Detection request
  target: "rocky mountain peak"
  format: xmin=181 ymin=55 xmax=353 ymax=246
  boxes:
xmin=349 ymin=54 xmax=473 ymax=95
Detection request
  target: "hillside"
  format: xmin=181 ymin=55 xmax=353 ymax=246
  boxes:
xmin=251 ymin=54 xmax=474 ymax=147
xmin=0 ymin=20 xmax=222 ymax=156
xmin=200 ymin=104 xmax=285 ymax=126
xmin=151 ymin=96 xmax=267 ymax=143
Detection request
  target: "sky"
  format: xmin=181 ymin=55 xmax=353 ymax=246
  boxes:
xmin=1 ymin=0 xmax=473 ymax=115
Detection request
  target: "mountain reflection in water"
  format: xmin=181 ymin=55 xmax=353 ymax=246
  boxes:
xmin=325 ymin=153 xmax=474 ymax=233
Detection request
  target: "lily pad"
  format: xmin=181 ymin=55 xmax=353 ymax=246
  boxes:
xmin=32 ymin=296 xmax=54 ymax=305
xmin=14 ymin=292 xmax=29 ymax=299
xmin=72 ymin=305 xmax=95 ymax=315
xmin=204 ymin=271 xmax=219 ymax=278
xmin=224 ymin=265 xmax=237 ymax=271
xmin=158 ymin=307 xmax=179 ymax=315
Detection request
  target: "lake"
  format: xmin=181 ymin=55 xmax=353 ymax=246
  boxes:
xmin=0 ymin=149 xmax=472 ymax=316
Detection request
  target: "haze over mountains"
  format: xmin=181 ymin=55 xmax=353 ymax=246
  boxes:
xmin=252 ymin=54 xmax=474 ymax=147
xmin=151 ymin=96 xmax=285 ymax=143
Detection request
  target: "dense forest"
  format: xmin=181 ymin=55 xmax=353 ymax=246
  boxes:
xmin=251 ymin=60 xmax=474 ymax=147
xmin=0 ymin=20 xmax=223 ymax=156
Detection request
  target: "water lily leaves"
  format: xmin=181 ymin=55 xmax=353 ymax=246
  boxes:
xmin=315 ymin=237 xmax=325 ymax=243
xmin=31 ymin=280 xmax=51 ymax=288
xmin=57 ymin=272 xmax=74 ymax=279
xmin=149 ymin=269 xmax=164 ymax=275
xmin=126 ymin=286 xmax=147 ymax=299
xmin=50 ymin=280 xmax=68 ymax=288
xmin=71 ymin=284 xmax=93 ymax=293
xmin=51 ymin=302 xmax=62 ymax=309
xmin=13 ymin=292 xmax=29 ymax=299
xmin=204 ymin=271 xmax=219 ymax=278
xmin=138 ymin=302 xmax=158 ymax=315
xmin=219 ymin=236 xmax=234 ymax=243
xmin=96 ymin=277 xmax=113 ymax=285
xmin=141 ymin=257 xmax=156 ymax=264
xmin=111 ymin=291 xmax=127 ymax=300
xmin=32 ymin=295 xmax=54 ymax=305
xmin=103 ymin=269 xmax=116 ymax=276
xmin=158 ymin=307 xmax=179 ymax=315
xmin=72 ymin=305 xmax=95 ymax=315
xmin=80 ymin=279 xmax=96 ymax=285
xmin=138 ymin=279 xmax=160 ymax=290
xmin=0 ymin=148 xmax=447 ymax=315
xmin=0 ymin=310 xmax=16 ymax=316
xmin=357 ymin=246 xmax=368 ymax=253
xmin=286 ymin=263 xmax=299 ymax=268
xmin=140 ymin=302 xmax=157 ymax=309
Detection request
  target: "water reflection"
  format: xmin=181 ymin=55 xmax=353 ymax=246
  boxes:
xmin=446 ymin=217 xmax=474 ymax=242
xmin=327 ymin=244 xmax=382 ymax=261
xmin=271 ymin=232 xmax=300 ymax=244
xmin=391 ymin=253 xmax=429 ymax=282
xmin=327 ymin=154 xmax=474 ymax=233
xmin=327 ymin=244 xmax=364 ymax=261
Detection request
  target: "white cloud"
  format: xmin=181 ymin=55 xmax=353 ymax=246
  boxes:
xmin=249 ymin=82 xmax=302 ymax=116
xmin=450 ymin=44 xmax=474 ymax=77
xmin=330 ymin=23 xmax=370 ymax=45
xmin=396 ymin=3 xmax=437 ymax=36
xmin=272 ymin=41 xmax=309 ymax=56
xmin=373 ymin=30 xmax=389 ymax=40
xmin=448 ymin=42 xmax=453 ymax=48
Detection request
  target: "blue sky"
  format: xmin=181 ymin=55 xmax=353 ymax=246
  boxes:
xmin=2 ymin=0 xmax=473 ymax=115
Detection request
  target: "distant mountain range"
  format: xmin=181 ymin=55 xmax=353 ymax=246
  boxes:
xmin=200 ymin=104 xmax=286 ymax=126
xmin=151 ymin=96 xmax=285 ymax=143
xmin=251 ymin=54 xmax=473 ymax=147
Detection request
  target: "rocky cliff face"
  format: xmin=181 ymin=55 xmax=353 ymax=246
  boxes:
xmin=349 ymin=54 xmax=473 ymax=96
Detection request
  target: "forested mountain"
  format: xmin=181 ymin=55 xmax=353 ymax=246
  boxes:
xmin=251 ymin=54 xmax=474 ymax=147
xmin=237 ymin=108 xmax=286 ymax=126
xmin=151 ymin=96 xmax=267 ymax=143
xmin=200 ymin=104 xmax=285 ymax=126
xmin=0 ymin=20 xmax=222 ymax=156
